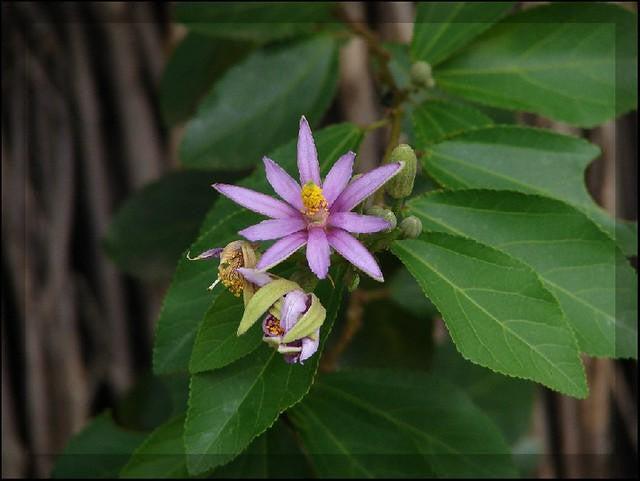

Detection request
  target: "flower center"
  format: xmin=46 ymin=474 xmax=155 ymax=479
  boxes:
xmin=264 ymin=315 xmax=285 ymax=336
xmin=218 ymin=246 xmax=245 ymax=297
xmin=301 ymin=182 xmax=328 ymax=223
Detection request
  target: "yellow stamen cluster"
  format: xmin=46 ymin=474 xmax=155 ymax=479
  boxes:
xmin=301 ymin=182 xmax=328 ymax=217
xmin=218 ymin=243 xmax=246 ymax=297
xmin=264 ymin=315 xmax=285 ymax=336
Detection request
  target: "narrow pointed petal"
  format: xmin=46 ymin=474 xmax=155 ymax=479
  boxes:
xmin=237 ymin=268 xmax=272 ymax=287
xmin=186 ymin=247 xmax=222 ymax=260
xmin=213 ymin=183 xmax=299 ymax=219
xmin=327 ymin=228 xmax=384 ymax=282
xmin=328 ymin=212 xmax=391 ymax=234
xmin=299 ymin=334 xmax=320 ymax=363
xmin=297 ymin=116 xmax=321 ymax=185
xmin=239 ymin=218 xmax=305 ymax=241
xmin=330 ymin=162 xmax=404 ymax=213
xmin=263 ymin=157 xmax=303 ymax=211
xmin=256 ymin=231 xmax=308 ymax=271
xmin=322 ymin=151 xmax=355 ymax=206
xmin=306 ymin=227 xmax=331 ymax=279
xmin=281 ymin=290 xmax=308 ymax=332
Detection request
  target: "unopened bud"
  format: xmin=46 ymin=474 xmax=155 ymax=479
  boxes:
xmin=385 ymin=144 xmax=417 ymax=199
xmin=365 ymin=205 xmax=397 ymax=232
xmin=399 ymin=216 xmax=423 ymax=239
xmin=410 ymin=61 xmax=435 ymax=89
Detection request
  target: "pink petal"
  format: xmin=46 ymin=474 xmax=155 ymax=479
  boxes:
xmin=239 ymin=218 xmax=305 ymax=241
xmin=263 ymin=157 xmax=303 ymax=211
xmin=327 ymin=228 xmax=384 ymax=282
xmin=328 ymin=212 xmax=390 ymax=234
xmin=330 ymin=162 xmax=404 ymax=213
xmin=306 ymin=227 xmax=331 ymax=279
xmin=237 ymin=268 xmax=272 ymax=287
xmin=213 ymin=183 xmax=299 ymax=219
xmin=297 ymin=116 xmax=321 ymax=185
xmin=322 ymin=151 xmax=355 ymax=207
xmin=256 ymin=231 xmax=308 ymax=271
xmin=281 ymin=290 xmax=308 ymax=332
xmin=186 ymin=247 xmax=222 ymax=260
xmin=299 ymin=334 xmax=320 ymax=363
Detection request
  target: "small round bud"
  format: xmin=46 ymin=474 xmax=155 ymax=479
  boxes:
xmin=385 ymin=144 xmax=417 ymax=199
xmin=410 ymin=61 xmax=435 ymax=89
xmin=399 ymin=216 xmax=423 ymax=239
xmin=365 ymin=205 xmax=397 ymax=232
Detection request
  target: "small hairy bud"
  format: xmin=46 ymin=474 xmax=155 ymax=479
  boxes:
xmin=399 ymin=216 xmax=423 ymax=239
xmin=365 ymin=205 xmax=397 ymax=232
xmin=410 ymin=61 xmax=435 ymax=89
xmin=385 ymin=144 xmax=417 ymax=199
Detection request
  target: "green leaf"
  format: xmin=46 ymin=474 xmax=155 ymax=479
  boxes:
xmin=174 ymin=2 xmax=336 ymax=43
xmin=180 ymin=35 xmax=339 ymax=170
xmin=392 ymin=233 xmax=587 ymax=398
xmin=152 ymin=123 xmax=362 ymax=374
xmin=409 ymin=190 xmax=638 ymax=359
xmin=412 ymin=99 xmax=493 ymax=147
xmin=120 ymin=415 xmax=188 ymax=478
xmin=435 ymin=3 xmax=638 ymax=127
xmin=411 ymin=2 xmax=516 ymax=66
xmin=432 ymin=340 xmax=535 ymax=444
xmin=289 ymin=369 xmax=516 ymax=478
xmin=422 ymin=125 xmax=637 ymax=256
xmin=189 ymin=290 xmax=262 ymax=373
xmin=183 ymin=269 xmax=345 ymax=475
xmin=104 ymin=171 xmax=220 ymax=281
xmin=53 ymin=412 xmax=147 ymax=478
xmin=160 ymin=32 xmax=253 ymax=126
xmin=212 ymin=420 xmax=313 ymax=478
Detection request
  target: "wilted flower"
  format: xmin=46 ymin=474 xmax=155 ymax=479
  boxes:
xmin=237 ymin=268 xmax=325 ymax=364
xmin=187 ymin=240 xmax=258 ymax=299
xmin=213 ymin=116 xmax=403 ymax=282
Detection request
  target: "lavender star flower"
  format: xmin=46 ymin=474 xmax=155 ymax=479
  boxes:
xmin=213 ymin=116 xmax=403 ymax=281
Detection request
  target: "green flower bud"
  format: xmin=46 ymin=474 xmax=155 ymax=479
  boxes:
xmin=399 ymin=216 xmax=423 ymax=239
xmin=385 ymin=144 xmax=417 ymax=199
xmin=410 ymin=61 xmax=435 ymax=89
xmin=365 ymin=205 xmax=397 ymax=232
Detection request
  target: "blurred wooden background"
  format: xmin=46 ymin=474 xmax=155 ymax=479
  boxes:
xmin=1 ymin=2 xmax=637 ymax=478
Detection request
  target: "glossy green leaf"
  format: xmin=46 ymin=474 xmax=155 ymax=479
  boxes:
xmin=432 ymin=340 xmax=535 ymax=444
xmin=189 ymin=290 xmax=262 ymax=373
xmin=152 ymin=123 xmax=362 ymax=374
xmin=180 ymin=36 xmax=338 ymax=170
xmin=120 ymin=415 xmax=188 ymax=478
xmin=422 ymin=125 xmax=637 ymax=256
xmin=412 ymin=99 xmax=493 ymax=147
xmin=120 ymin=415 xmax=310 ymax=479
xmin=435 ymin=3 xmax=637 ymax=126
xmin=174 ymin=2 xmax=336 ymax=43
xmin=160 ymin=32 xmax=253 ymax=126
xmin=53 ymin=412 xmax=147 ymax=478
xmin=409 ymin=190 xmax=638 ymax=359
xmin=104 ymin=171 xmax=220 ymax=281
xmin=212 ymin=420 xmax=312 ymax=478
xmin=392 ymin=233 xmax=587 ymax=398
xmin=411 ymin=2 xmax=516 ymax=66
xmin=183 ymin=269 xmax=345 ymax=475
xmin=289 ymin=369 xmax=516 ymax=477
